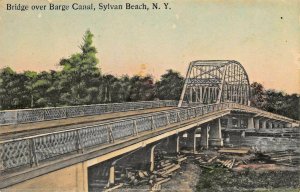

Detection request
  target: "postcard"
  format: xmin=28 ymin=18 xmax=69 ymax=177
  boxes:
xmin=0 ymin=0 xmax=299 ymax=191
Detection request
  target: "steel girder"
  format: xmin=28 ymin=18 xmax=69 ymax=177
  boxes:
xmin=178 ymin=60 xmax=250 ymax=107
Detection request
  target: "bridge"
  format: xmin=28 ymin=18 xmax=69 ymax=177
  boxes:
xmin=0 ymin=60 xmax=299 ymax=191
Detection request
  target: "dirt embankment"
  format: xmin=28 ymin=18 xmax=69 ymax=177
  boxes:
xmin=107 ymin=148 xmax=300 ymax=192
xmin=162 ymin=148 xmax=300 ymax=192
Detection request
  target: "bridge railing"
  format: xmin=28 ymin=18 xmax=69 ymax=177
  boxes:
xmin=230 ymin=103 xmax=297 ymax=123
xmin=0 ymin=100 xmax=178 ymax=126
xmin=0 ymin=102 xmax=234 ymax=172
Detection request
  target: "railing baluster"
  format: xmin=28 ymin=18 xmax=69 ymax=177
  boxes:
xmin=177 ymin=112 xmax=181 ymax=122
xmin=107 ymin=125 xmax=114 ymax=143
xmin=133 ymin=120 xmax=138 ymax=136
xmin=151 ymin=116 xmax=156 ymax=130
xmin=29 ymin=138 xmax=38 ymax=166
xmin=76 ymin=130 xmax=83 ymax=153
xmin=166 ymin=113 xmax=170 ymax=125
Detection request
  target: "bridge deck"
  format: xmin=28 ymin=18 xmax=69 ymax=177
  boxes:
xmin=1 ymin=102 xmax=298 ymax=189
xmin=0 ymin=108 xmax=230 ymax=189
xmin=0 ymin=107 xmax=174 ymax=139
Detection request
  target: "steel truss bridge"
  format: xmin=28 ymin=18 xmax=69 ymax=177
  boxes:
xmin=179 ymin=60 xmax=250 ymax=106
xmin=0 ymin=60 xmax=299 ymax=191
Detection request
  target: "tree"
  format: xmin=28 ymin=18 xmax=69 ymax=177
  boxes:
xmin=0 ymin=67 xmax=31 ymax=109
xmin=59 ymin=30 xmax=101 ymax=105
xmin=250 ymin=82 xmax=266 ymax=109
xmin=101 ymin=74 xmax=118 ymax=102
xmin=0 ymin=67 xmax=18 ymax=109
xmin=129 ymin=75 xmax=155 ymax=101
xmin=282 ymin=94 xmax=300 ymax=120
xmin=264 ymin=89 xmax=285 ymax=114
xmin=28 ymin=70 xmax=62 ymax=107
xmin=23 ymin=71 xmax=38 ymax=108
xmin=118 ymin=75 xmax=131 ymax=102
xmin=250 ymin=82 xmax=300 ymax=120
xmin=155 ymin=69 xmax=184 ymax=100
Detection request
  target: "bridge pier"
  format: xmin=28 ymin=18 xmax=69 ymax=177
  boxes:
xmin=208 ymin=119 xmax=223 ymax=147
xmin=180 ymin=128 xmax=202 ymax=153
xmin=107 ymin=145 xmax=155 ymax=186
xmin=247 ymin=117 xmax=254 ymax=129
xmin=151 ymin=135 xmax=180 ymax=155
xmin=225 ymin=115 xmax=254 ymax=129
xmin=254 ymin=118 xmax=260 ymax=129
xmin=236 ymin=118 xmax=241 ymax=128
xmin=261 ymin=119 xmax=267 ymax=129
xmin=88 ymin=160 xmax=112 ymax=191
xmin=193 ymin=128 xmax=202 ymax=153
xmin=149 ymin=135 xmax=181 ymax=172
xmin=200 ymin=125 xmax=209 ymax=149
xmin=179 ymin=128 xmax=202 ymax=153
xmin=241 ymin=130 xmax=246 ymax=138
xmin=227 ymin=117 xmax=233 ymax=128
xmin=267 ymin=121 xmax=273 ymax=129
xmin=224 ymin=132 xmax=230 ymax=143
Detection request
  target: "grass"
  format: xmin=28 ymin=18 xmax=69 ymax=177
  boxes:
xmin=196 ymin=165 xmax=300 ymax=192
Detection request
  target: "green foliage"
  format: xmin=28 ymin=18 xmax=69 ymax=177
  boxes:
xmin=0 ymin=67 xmax=20 ymax=109
xmin=129 ymin=75 xmax=155 ymax=101
xmin=0 ymin=30 xmax=298 ymax=122
xmin=59 ymin=30 xmax=100 ymax=105
xmin=155 ymin=69 xmax=184 ymax=100
xmin=250 ymin=82 xmax=300 ymax=120
xmin=250 ymin=82 xmax=266 ymax=109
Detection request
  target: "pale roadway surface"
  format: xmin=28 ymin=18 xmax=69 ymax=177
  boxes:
xmin=0 ymin=107 xmax=174 ymax=141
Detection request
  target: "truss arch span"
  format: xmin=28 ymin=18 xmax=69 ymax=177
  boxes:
xmin=178 ymin=60 xmax=250 ymax=107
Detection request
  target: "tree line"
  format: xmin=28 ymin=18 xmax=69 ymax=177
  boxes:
xmin=251 ymin=82 xmax=299 ymax=120
xmin=0 ymin=30 xmax=184 ymax=109
xmin=0 ymin=30 xmax=298 ymax=120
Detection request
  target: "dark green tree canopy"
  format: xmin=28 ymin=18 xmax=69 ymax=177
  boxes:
xmin=155 ymin=69 xmax=184 ymax=100
xmin=250 ymin=82 xmax=299 ymax=120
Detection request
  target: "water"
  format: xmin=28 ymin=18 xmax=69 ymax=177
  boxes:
xmin=225 ymin=128 xmax=300 ymax=153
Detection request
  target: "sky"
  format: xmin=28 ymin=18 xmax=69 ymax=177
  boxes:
xmin=0 ymin=0 xmax=299 ymax=94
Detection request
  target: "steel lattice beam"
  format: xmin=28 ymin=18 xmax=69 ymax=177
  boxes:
xmin=178 ymin=60 xmax=250 ymax=107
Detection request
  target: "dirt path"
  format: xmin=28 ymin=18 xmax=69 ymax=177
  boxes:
xmin=161 ymin=161 xmax=200 ymax=192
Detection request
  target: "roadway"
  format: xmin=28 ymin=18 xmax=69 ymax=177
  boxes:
xmin=0 ymin=107 xmax=174 ymax=140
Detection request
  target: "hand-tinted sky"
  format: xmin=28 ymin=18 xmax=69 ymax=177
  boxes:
xmin=0 ymin=0 xmax=299 ymax=93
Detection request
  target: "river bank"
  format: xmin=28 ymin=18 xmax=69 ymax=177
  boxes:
xmin=160 ymin=149 xmax=300 ymax=192
xmin=108 ymin=129 xmax=300 ymax=192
